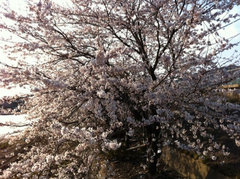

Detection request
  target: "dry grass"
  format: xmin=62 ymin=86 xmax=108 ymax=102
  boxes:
xmin=224 ymin=92 xmax=240 ymax=104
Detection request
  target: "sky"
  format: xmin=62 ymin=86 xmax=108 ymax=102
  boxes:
xmin=0 ymin=0 xmax=240 ymax=98
xmin=217 ymin=6 xmax=240 ymax=62
xmin=0 ymin=85 xmax=31 ymax=98
xmin=0 ymin=114 xmax=31 ymax=138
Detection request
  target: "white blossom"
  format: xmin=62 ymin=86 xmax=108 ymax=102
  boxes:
xmin=235 ymin=139 xmax=240 ymax=147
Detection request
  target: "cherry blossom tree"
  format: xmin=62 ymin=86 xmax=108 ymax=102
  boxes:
xmin=0 ymin=0 xmax=240 ymax=178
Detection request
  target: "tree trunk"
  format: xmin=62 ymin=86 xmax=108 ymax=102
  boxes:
xmin=147 ymin=122 xmax=160 ymax=176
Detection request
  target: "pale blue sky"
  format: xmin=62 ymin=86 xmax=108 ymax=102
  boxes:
xmin=216 ymin=6 xmax=240 ymax=65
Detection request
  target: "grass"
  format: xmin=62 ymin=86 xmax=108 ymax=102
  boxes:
xmin=224 ymin=92 xmax=240 ymax=104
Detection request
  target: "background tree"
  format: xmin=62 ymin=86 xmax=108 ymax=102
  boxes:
xmin=0 ymin=0 xmax=240 ymax=178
